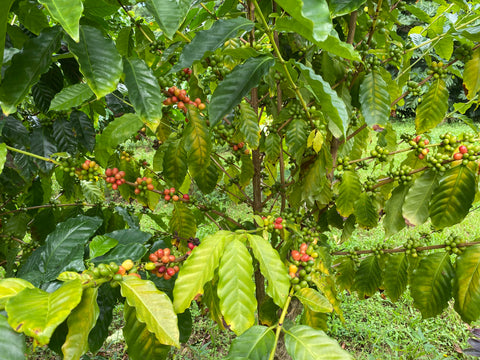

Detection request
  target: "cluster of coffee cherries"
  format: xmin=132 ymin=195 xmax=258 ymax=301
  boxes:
xmin=365 ymin=55 xmax=381 ymax=71
xmin=162 ymin=187 xmax=188 ymax=202
xmin=288 ymin=102 xmax=305 ymax=120
xmin=439 ymin=132 xmax=458 ymax=152
xmin=177 ymin=67 xmax=192 ymax=82
xmin=148 ymin=39 xmax=165 ymax=54
xmin=453 ymin=144 xmax=470 ymax=161
xmin=58 ymin=158 xmax=78 ymax=177
xmin=425 ymin=152 xmax=450 ymax=172
xmin=387 ymin=165 xmax=413 ymax=185
xmin=105 ymin=168 xmax=126 ymax=190
xmin=454 ymin=43 xmax=474 ymax=61
xmin=372 ymin=244 xmax=386 ymax=259
xmin=388 ymin=45 xmax=403 ymax=64
xmin=232 ymin=141 xmax=248 ymax=154
xmin=409 ymin=135 xmax=430 ymax=159
xmin=187 ymin=237 xmax=200 ymax=254
xmin=38 ymin=117 xmax=55 ymax=127
xmin=288 ymin=243 xmax=318 ymax=291
xmin=427 ymin=61 xmax=448 ymax=79
xmin=262 ymin=216 xmax=284 ymax=231
xmin=404 ymin=237 xmax=423 ymax=258
xmin=336 ymin=156 xmax=354 ymax=172
xmin=348 ymin=248 xmax=361 ymax=266
xmin=76 ymin=160 xmax=101 ymax=181
xmin=213 ymin=122 xmax=236 ymax=146
xmin=134 ymin=177 xmax=154 ymax=196
xmin=89 ymin=262 xmax=121 ymax=282
xmin=120 ymin=150 xmax=132 ymax=162
xmin=406 ymin=81 xmax=421 ymax=96
xmin=146 ymin=248 xmax=180 ymax=280
xmin=162 ymin=86 xmax=206 ymax=112
xmin=370 ymin=145 xmax=389 ymax=161
xmin=444 ymin=234 xmax=466 ymax=255
xmin=201 ymin=54 xmax=231 ymax=79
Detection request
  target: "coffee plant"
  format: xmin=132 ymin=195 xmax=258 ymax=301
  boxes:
xmin=0 ymin=0 xmax=479 ymax=359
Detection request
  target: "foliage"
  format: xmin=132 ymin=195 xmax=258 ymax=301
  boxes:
xmin=0 ymin=0 xmax=479 ymax=358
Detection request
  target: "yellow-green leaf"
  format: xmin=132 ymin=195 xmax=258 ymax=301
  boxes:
xmin=415 ymin=79 xmax=449 ymax=134
xmin=39 ymin=0 xmax=83 ymax=42
xmin=0 ymin=278 xmax=34 ymax=310
xmin=463 ymin=48 xmax=480 ymax=100
xmin=454 ymin=245 xmax=480 ymax=323
xmin=119 ymin=276 xmax=179 ymax=347
xmin=295 ymin=288 xmax=333 ymax=313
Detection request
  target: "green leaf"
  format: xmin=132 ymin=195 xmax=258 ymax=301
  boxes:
xmin=66 ymin=26 xmax=122 ymax=99
xmin=316 ymin=31 xmax=360 ymax=61
xmin=123 ymin=303 xmax=170 ymax=360
xmin=0 ymin=278 xmax=35 ymax=310
xmin=402 ymin=170 xmax=439 ymax=226
xmin=434 ymin=35 xmax=453 ymax=60
xmin=116 ymin=27 xmax=135 ymax=58
xmin=463 ymin=48 xmax=480 ymax=100
xmin=0 ymin=142 xmax=6 ymax=174
xmin=49 ymin=83 xmax=94 ymax=111
xmin=6 ymin=280 xmax=83 ymax=346
xmin=15 ymin=1 xmax=49 ymax=35
xmin=89 ymin=235 xmax=119 ymax=259
xmin=0 ymin=27 xmax=62 ymax=115
xmin=354 ymin=192 xmax=378 ymax=229
xmin=336 ymin=170 xmax=362 ymax=218
xmin=265 ymin=132 xmax=281 ymax=163
xmin=0 ymin=314 xmax=25 ymax=360
xmin=454 ymin=245 xmax=480 ymax=323
xmin=123 ymin=58 xmax=164 ymax=133
xmin=210 ymin=56 xmax=274 ymax=126
xmin=88 ymin=284 xmax=118 ymax=352
xmin=359 ymin=71 xmax=391 ymax=127
xmin=295 ymin=288 xmax=333 ymax=313
xmin=383 ymin=254 xmax=408 ymax=302
xmin=95 ymin=113 xmax=143 ymax=166
xmin=353 ymin=255 xmax=382 ymax=299
xmin=162 ymin=139 xmax=188 ymax=188
xmin=169 ymin=202 xmax=197 ymax=242
xmin=383 ymin=184 xmax=409 ymax=237
xmin=184 ymin=106 xmax=211 ymax=175
xmin=0 ymin=0 xmax=15 ymax=68
xmin=429 ymin=165 xmax=476 ymax=229
xmin=284 ymin=325 xmax=352 ymax=360
xmin=194 ymin=161 xmax=219 ymax=194
xmin=18 ymin=215 xmax=103 ymax=287
xmin=70 ymin=110 xmax=96 ymax=152
xmin=172 ymin=17 xmax=254 ymax=72
xmin=80 ymin=180 xmax=106 ymax=203
xmin=29 ymin=127 xmax=57 ymax=173
xmin=226 ymin=325 xmax=275 ymax=360
xmin=173 ymin=231 xmax=230 ymax=313
xmin=297 ymin=63 xmax=348 ymax=137
xmin=286 ymin=119 xmax=308 ymax=160
xmin=415 ymin=79 xmax=449 ymax=134
xmin=248 ymin=234 xmax=290 ymax=307
xmin=62 ymin=287 xmax=99 ymax=360
xmin=218 ymin=238 xmax=256 ymax=335
xmin=120 ymin=276 xmax=179 ymax=347
xmin=145 ymin=0 xmax=192 ymax=39
xmin=410 ymin=252 xmax=454 ymax=318
xmin=38 ymin=0 xmax=83 ymax=42
xmin=275 ymin=0 xmax=332 ymax=42
xmin=330 ymin=0 xmax=367 ymax=16
xmin=238 ymin=101 xmax=261 ymax=149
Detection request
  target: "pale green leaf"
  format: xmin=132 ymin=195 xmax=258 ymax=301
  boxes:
xmin=415 ymin=79 xmax=449 ymax=134
xmin=0 ymin=143 xmax=7 ymax=174
xmin=336 ymin=170 xmax=362 ymax=218
xmin=39 ymin=0 xmax=83 ymax=42
xmin=120 ymin=276 xmax=179 ymax=347
xmin=284 ymin=325 xmax=352 ymax=360
xmin=146 ymin=0 xmax=192 ymax=39
xmin=434 ymin=35 xmax=453 ymax=60
xmin=454 ymin=245 xmax=480 ymax=323
xmin=0 ymin=278 xmax=34 ymax=310
xmin=295 ymin=288 xmax=333 ymax=313
xmin=62 ymin=287 xmax=99 ymax=360
xmin=463 ymin=48 xmax=480 ymax=100
xmin=238 ymin=101 xmax=260 ymax=149
xmin=226 ymin=325 xmax=275 ymax=360
xmin=359 ymin=71 xmax=391 ymax=127
xmin=248 ymin=234 xmax=290 ymax=307
xmin=402 ymin=170 xmax=438 ymax=226
xmin=89 ymin=235 xmax=118 ymax=259
xmin=218 ymin=238 xmax=256 ymax=335
xmin=5 ymin=280 xmax=83 ymax=346
xmin=173 ymin=231 xmax=231 ymax=313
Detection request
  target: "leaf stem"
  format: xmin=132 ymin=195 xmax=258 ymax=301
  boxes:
xmin=5 ymin=145 xmax=60 ymax=165
xmin=269 ymin=288 xmax=294 ymax=360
